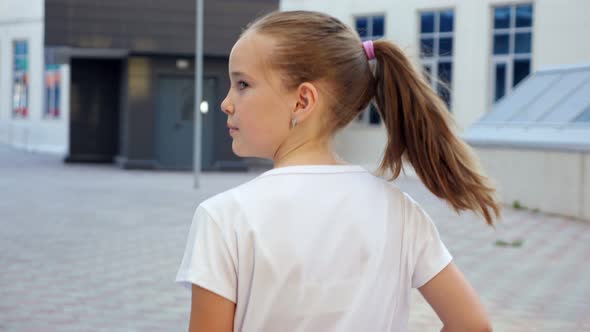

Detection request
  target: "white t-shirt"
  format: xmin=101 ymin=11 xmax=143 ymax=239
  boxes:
xmin=176 ymin=164 xmax=452 ymax=332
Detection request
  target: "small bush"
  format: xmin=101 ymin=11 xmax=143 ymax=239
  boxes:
xmin=495 ymin=240 xmax=510 ymax=247
xmin=495 ymin=239 xmax=524 ymax=248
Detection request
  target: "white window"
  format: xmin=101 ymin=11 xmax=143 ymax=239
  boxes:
xmin=491 ymin=4 xmax=533 ymax=103
xmin=44 ymin=64 xmax=61 ymax=118
xmin=354 ymin=14 xmax=385 ymax=125
xmin=13 ymin=40 xmax=29 ymax=118
xmin=419 ymin=9 xmax=454 ymax=110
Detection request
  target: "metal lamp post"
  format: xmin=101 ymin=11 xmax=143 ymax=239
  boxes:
xmin=193 ymin=0 xmax=203 ymax=188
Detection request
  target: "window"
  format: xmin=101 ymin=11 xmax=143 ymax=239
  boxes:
xmin=355 ymin=15 xmax=385 ymax=41
xmin=354 ymin=14 xmax=385 ymax=125
xmin=356 ymin=104 xmax=382 ymax=126
xmin=13 ymin=40 xmax=29 ymax=117
xmin=44 ymin=64 xmax=61 ymax=118
xmin=419 ymin=9 xmax=454 ymax=109
xmin=491 ymin=4 xmax=533 ymax=102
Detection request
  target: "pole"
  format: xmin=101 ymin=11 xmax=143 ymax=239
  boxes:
xmin=193 ymin=0 xmax=203 ymax=188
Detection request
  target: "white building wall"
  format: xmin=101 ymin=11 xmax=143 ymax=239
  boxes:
xmin=0 ymin=0 xmax=44 ymax=20
xmin=475 ymin=148 xmax=589 ymax=221
xmin=280 ymin=0 xmax=590 ymax=170
xmin=0 ymin=0 xmax=70 ymax=155
xmin=534 ymin=0 xmax=590 ymax=69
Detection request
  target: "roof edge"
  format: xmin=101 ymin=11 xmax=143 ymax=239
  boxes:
xmin=537 ymin=63 xmax=590 ymax=74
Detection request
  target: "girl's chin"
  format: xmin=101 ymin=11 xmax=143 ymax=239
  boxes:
xmin=231 ymin=141 xmax=248 ymax=157
xmin=231 ymin=142 xmax=269 ymax=159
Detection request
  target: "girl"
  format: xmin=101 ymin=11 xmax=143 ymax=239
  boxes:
xmin=176 ymin=10 xmax=499 ymax=332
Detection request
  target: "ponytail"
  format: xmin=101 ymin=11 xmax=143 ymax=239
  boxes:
xmin=372 ymin=40 xmax=501 ymax=226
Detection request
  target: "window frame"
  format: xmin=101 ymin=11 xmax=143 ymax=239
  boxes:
xmin=418 ymin=8 xmax=455 ymax=111
xmin=489 ymin=3 xmax=534 ymax=105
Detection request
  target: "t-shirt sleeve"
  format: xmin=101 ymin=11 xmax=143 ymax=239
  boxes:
xmin=404 ymin=194 xmax=453 ymax=289
xmin=175 ymin=205 xmax=237 ymax=303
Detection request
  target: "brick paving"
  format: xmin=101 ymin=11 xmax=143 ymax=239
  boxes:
xmin=1 ymin=145 xmax=589 ymax=331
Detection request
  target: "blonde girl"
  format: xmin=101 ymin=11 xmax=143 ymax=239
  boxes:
xmin=177 ymin=10 xmax=499 ymax=332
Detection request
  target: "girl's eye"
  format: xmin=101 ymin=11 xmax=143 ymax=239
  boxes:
xmin=238 ymin=81 xmax=249 ymax=90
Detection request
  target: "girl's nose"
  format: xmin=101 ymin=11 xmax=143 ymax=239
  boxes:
xmin=221 ymin=94 xmax=234 ymax=115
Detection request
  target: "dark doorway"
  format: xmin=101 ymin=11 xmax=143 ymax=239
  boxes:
xmin=66 ymin=59 xmax=121 ymax=163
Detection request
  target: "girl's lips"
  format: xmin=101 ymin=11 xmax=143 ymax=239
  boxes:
xmin=227 ymin=123 xmax=238 ymax=135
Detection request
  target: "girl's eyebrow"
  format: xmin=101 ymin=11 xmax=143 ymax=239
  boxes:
xmin=230 ymin=71 xmax=250 ymax=78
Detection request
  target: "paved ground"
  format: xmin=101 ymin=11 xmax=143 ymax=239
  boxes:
xmin=1 ymin=145 xmax=589 ymax=332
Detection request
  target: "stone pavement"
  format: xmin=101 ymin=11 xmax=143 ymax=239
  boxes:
xmin=1 ymin=145 xmax=589 ymax=331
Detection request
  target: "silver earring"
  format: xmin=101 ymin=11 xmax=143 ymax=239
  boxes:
xmin=291 ymin=118 xmax=297 ymax=129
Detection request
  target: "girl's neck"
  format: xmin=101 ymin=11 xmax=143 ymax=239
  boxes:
xmin=272 ymin=139 xmax=347 ymax=168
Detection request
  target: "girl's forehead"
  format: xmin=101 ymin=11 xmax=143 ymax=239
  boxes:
xmin=229 ymin=32 xmax=274 ymax=75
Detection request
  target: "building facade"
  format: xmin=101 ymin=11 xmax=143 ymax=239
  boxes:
xmin=0 ymin=0 xmax=48 ymax=152
xmin=280 ymin=0 xmax=590 ymax=169
xmin=0 ymin=0 xmax=278 ymax=170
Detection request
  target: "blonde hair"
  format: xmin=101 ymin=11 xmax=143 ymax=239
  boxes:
xmin=246 ymin=11 xmax=501 ymax=225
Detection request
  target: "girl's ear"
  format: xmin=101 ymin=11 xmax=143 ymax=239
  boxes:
xmin=293 ymin=82 xmax=319 ymax=123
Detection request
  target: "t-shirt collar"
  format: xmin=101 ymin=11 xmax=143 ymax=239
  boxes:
xmin=259 ymin=164 xmax=368 ymax=177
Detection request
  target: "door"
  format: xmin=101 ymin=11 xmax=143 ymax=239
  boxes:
xmin=156 ymin=76 xmax=195 ymax=169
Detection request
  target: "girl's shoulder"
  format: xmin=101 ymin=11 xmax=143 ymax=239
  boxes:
xmin=197 ymin=175 xmax=266 ymax=221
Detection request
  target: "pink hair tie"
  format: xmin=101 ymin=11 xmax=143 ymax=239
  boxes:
xmin=362 ymin=40 xmax=375 ymax=60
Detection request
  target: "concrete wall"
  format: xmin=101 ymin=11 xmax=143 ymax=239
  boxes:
xmin=45 ymin=0 xmax=278 ymax=56
xmin=280 ymin=0 xmax=590 ymax=169
xmin=475 ymin=147 xmax=589 ymax=221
